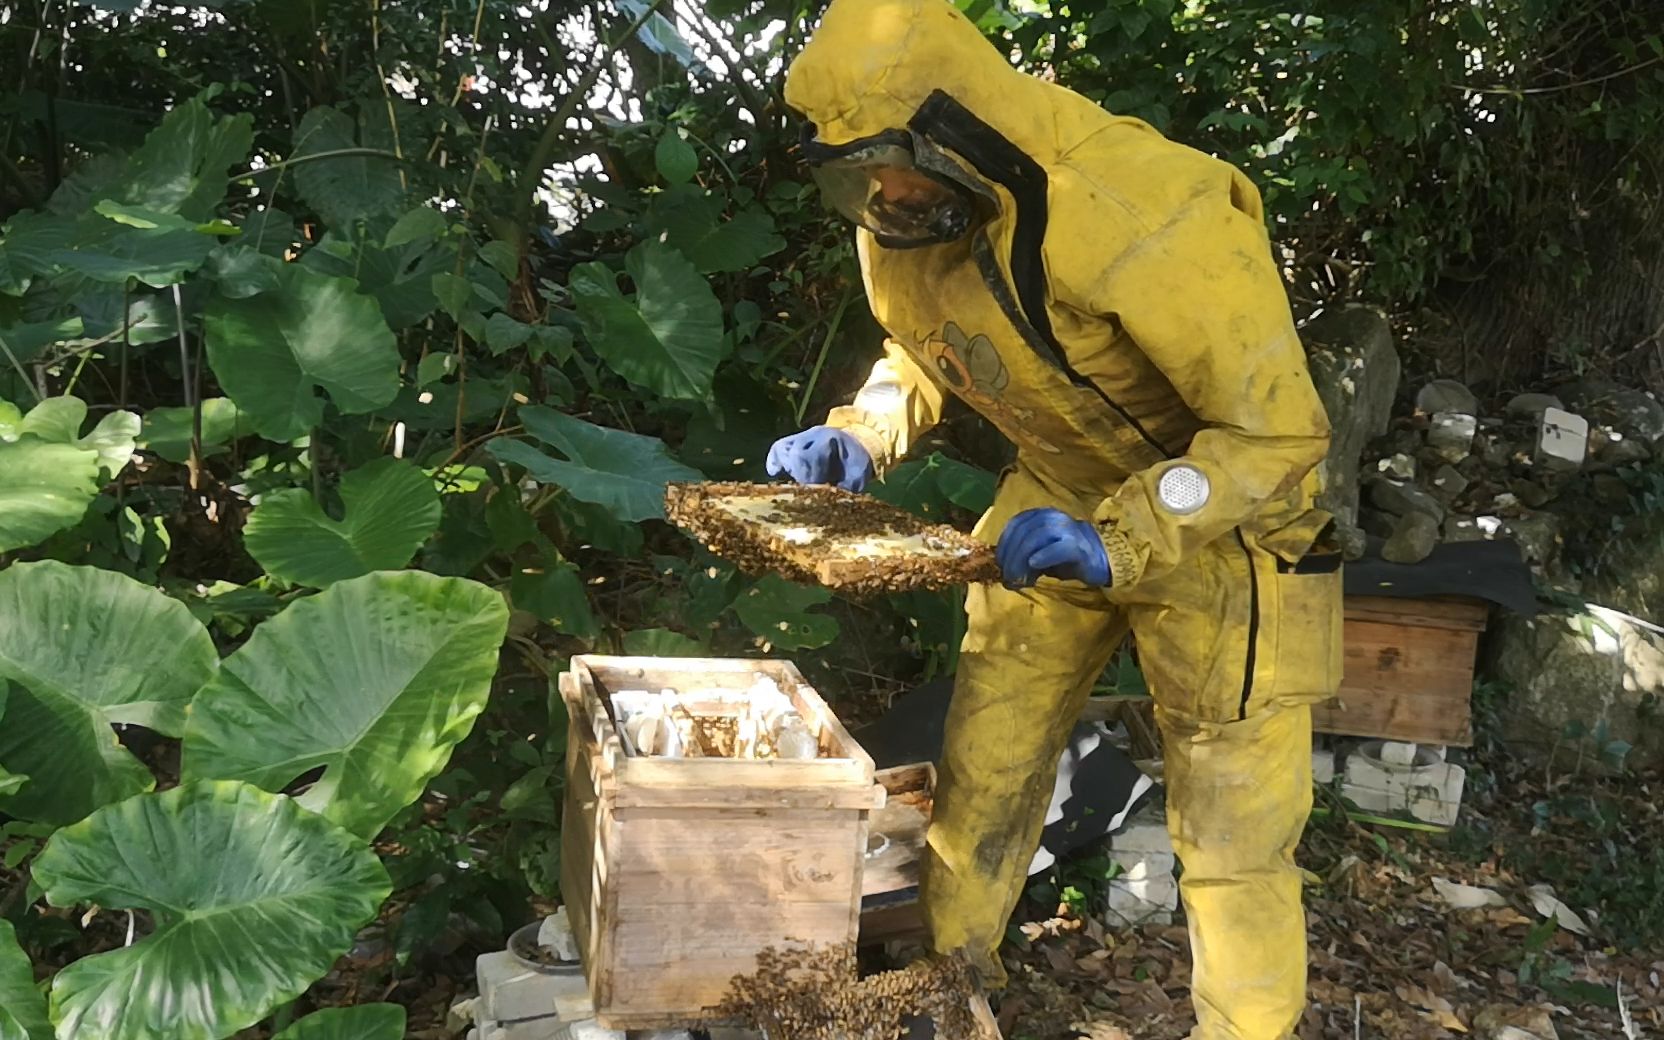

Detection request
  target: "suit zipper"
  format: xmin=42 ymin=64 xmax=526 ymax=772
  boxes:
xmin=1234 ymin=529 xmax=1261 ymax=719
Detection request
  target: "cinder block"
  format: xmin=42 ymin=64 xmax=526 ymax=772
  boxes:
xmin=1312 ymin=748 xmax=1336 ymax=785
xmin=1116 ymin=851 xmax=1177 ymax=881
xmin=1109 ymin=813 xmax=1173 ymax=857
xmin=1342 ymin=742 xmax=1465 ymax=826
xmin=477 ymin=951 xmax=591 ymax=1024
xmin=1536 ymin=407 xmax=1589 ymax=469
xmin=1104 ymin=876 xmax=1178 ymax=927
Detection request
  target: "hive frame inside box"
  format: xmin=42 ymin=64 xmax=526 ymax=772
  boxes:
xmin=557 ymin=655 xmax=890 ymax=1029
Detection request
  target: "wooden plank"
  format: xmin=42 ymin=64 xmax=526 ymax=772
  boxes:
xmin=612 ymin=782 xmax=886 ymax=810
xmin=611 ymin=807 xmax=863 ymax=905
xmin=614 ymin=755 xmax=878 ymax=795
xmin=863 ymin=764 xmax=933 ymax=899
xmin=1312 ymin=617 xmax=1479 ymax=745
xmin=559 ymin=674 xmax=611 ymax=1012
xmin=607 ymin=901 xmax=853 ymax=1000
xmin=1343 ymin=595 xmax=1489 ymax=631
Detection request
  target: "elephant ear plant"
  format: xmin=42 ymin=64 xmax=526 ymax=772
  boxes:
xmin=0 ymin=563 xmax=509 ymax=1040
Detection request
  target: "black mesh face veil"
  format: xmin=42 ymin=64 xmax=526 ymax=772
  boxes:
xmin=797 ymin=122 xmax=980 ymax=249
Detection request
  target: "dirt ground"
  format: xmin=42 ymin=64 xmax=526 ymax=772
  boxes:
xmin=997 ymin=760 xmax=1664 ymax=1040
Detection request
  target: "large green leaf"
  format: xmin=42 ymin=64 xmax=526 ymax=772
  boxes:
xmin=300 ymin=230 xmax=445 ymax=330
xmin=0 ymin=318 xmax=86 ymax=366
xmin=32 ymin=782 xmax=391 ymax=1040
xmin=181 ymin=572 xmax=509 ymax=839
xmin=0 ymin=919 xmax=50 ymax=1040
xmin=734 ymin=575 xmax=839 ymax=651
xmin=569 ymin=241 xmax=726 ymax=399
xmin=119 ymin=94 xmax=253 ymax=221
xmin=0 ymin=397 xmax=139 ymax=553
xmin=0 ymin=211 xmax=74 ymax=294
xmin=204 ymin=262 xmax=399 ymax=440
xmin=136 ymin=399 xmax=257 ymax=463
xmin=271 ymin=1005 xmax=405 ymax=1040
xmin=871 ymin=453 xmax=998 ymax=520
xmin=0 ymin=562 xmax=218 ymax=825
xmin=48 ymin=218 xmax=221 ymax=288
xmin=291 ymin=106 xmax=405 ymax=230
xmin=644 ymin=188 xmax=786 ymax=273
xmin=0 ymin=764 xmax=26 ymax=798
xmin=0 ymin=439 xmax=100 ymax=554
xmin=485 ymin=406 xmax=702 ymax=522
xmin=16 ymin=397 xmax=140 ymax=479
xmin=242 ymin=458 xmax=441 ymax=587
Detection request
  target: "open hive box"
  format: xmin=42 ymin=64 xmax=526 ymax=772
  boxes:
xmin=664 ymin=481 xmax=999 ymax=594
xmin=557 ymin=654 xmax=893 ymax=1028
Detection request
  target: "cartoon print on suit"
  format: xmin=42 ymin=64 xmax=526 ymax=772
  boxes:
xmin=924 ymin=322 xmax=1062 ymax=453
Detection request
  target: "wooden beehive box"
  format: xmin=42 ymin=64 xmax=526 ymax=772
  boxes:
xmin=1313 ymin=595 xmax=1490 ymax=746
xmin=556 ymin=655 xmax=887 ymax=1029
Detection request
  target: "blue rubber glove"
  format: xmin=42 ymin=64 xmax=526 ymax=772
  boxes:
xmin=996 ymin=508 xmax=1111 ymax=589
xmin=765 ymin=426 xmax=874 ymax=492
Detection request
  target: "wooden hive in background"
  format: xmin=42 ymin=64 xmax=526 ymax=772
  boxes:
xmin=1313 ymin=595 xmax=1490 ymax=746
xmin=557 ymin=655 xmax=888 ymax=1029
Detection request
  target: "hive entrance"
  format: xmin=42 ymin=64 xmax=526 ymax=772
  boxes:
xmin=664 ymin=482 xmax=998 ymax=595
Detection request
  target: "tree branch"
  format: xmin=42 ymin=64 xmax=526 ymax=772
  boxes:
xmin=508 ymin=0 xmax=669 ymax=253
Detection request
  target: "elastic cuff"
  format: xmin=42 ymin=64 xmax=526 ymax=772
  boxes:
xmin=1098 ymin=524 xmax=1142 ymax=588
xmin=825 ymin=420 xmax=891 ymax=476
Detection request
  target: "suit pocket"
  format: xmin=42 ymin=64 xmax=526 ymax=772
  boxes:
xmin=1261 ymin=558 xmax=1344 ymax=704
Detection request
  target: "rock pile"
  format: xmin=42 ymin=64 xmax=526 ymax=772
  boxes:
xmin=1304 ymin=307 xmax=1664 ymax=573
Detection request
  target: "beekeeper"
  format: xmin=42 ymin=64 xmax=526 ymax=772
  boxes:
xmin=764 ymin=0 xmax=1345 ymax=1036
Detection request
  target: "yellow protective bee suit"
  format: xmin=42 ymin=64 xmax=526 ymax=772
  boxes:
xmin=784 ymin=2 xmax=1344 ymax=1038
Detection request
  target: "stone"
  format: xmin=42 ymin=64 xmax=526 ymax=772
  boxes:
xmin=1336 ymin=523 xmax=1368 ymax=561
xmin=1506 ymin=393 xmax=1564 ymax=419
xmin=1575 ymin=385 xmax=1664 ymax=444
xmin=1359 ymin=508 xmax=1397 ymax=540
xmin=1430 ymin=464 xmax=1469 ymax=502
xmin=1589 ymin=426 xmax=1653 ymax=470
xmin=1534 ymin=407 xmax=1589 ymax=470
xmin=1592 ymin=474 xmax=1631 ymax=507
xmin=1444 ymin=516 xmax=1486 ymax=542
xmin=476 ymin=951 xmax=590 ymax=1025
xmin=1369 ymin=477 xmax=1445 ymax=521
xmin=1313 ymin=748 xmax=1336 ymax=785
xmin=1376 ymin=453 xmax=1417 ymax=480
xmin=1383 ymin=512 xmax=1439 ymax=564
xmin=1488 ymin=605 xmax=1664 ymax=771
xmin=1500 ymin=512 xmax=1562 ymax=571
xmin=1303 ymin=306 xmax=1402 ymax=528
xmin=1478 ymin=432 xmax=1515 ymax=470
xmin=537 ymin=909 xmax=581 ymax=963
xmin=1507 ymin=478 xmax=1553 ymax=509
xmin=1341 ymin=741 xmax=1466 ymax=826
xmin=450 ymin=997 xmax=481 ymax=1032
xmin=1380 ymin=741 xmax=1418 ymax=766
xmin=1427 ymin=411 xmax=1478 ymax=462
xmin=1416 ymin=379 xmax=1478 ymax=416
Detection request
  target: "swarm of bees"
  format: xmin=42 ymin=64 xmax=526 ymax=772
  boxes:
xmin=712 ymin=943 xmax=983 ymax=1040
